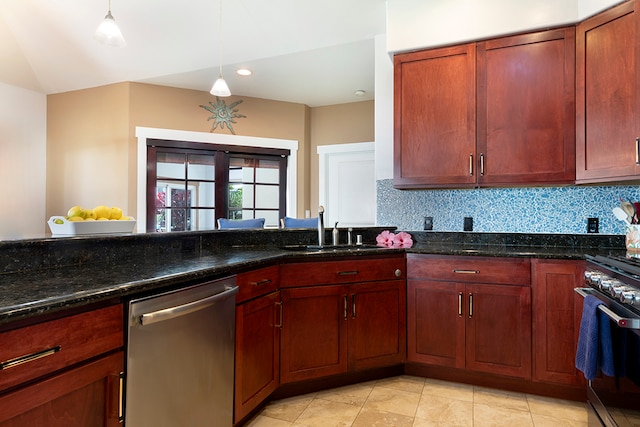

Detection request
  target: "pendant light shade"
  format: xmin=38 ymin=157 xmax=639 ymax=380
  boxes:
xmin=210 ymin=0 xmax=231 ymax=97
xmin=94 ymin=1 xmax=126 ymax=47
xmin=211 ymin=76 xmax=231 ymax=97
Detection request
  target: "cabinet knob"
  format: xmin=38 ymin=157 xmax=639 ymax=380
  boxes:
xmin=394 ymin=269 xmax=402 ymax=277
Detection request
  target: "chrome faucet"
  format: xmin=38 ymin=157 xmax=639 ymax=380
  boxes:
xmin=318 ymin=206 xmax=325 ymax=246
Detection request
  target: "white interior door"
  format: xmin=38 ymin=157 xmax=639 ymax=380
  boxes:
xmin=318 ymin=142 xmax=375 ymax=227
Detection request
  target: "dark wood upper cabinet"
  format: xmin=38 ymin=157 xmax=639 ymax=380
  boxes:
xmin=394 ymin=44 xmax=477 ymax=188
xmin=477 ymin=28 xmax=576 ymax=186
xmin=576 ymin=0 xmax=640 ymax=183
xmin=394 ymin=27 xmax=575 ymax=188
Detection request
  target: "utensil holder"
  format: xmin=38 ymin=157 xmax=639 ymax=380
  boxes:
xmin=626 ymin=224 xmax=640 ymax=252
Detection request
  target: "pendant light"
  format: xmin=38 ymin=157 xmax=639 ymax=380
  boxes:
xmin=94 ymin=0 xmax=126 ymax=47
xmin=210 ymin=0 xmax=231 ymax=97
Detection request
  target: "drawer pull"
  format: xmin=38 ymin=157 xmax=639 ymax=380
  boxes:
xmin=352 ymin=295 xmax=356 ymax=318
xmin=453 ymin=269 xmax=479 ymax=274
xmin=1 ymin=345 xmax=61 ymax=370
xmin=119 ymin=372 xmax=125 ymax=422
xmin=275 ymin=301 xmax=283 ymax=328
xmin=338 ymin=270 xmax=359 ymax=276
xmin=249 ymin=279 xmax=272 ymax=286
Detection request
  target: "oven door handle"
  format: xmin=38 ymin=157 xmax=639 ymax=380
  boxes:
xmin=574 ymin=287 xmax=640 ymax=330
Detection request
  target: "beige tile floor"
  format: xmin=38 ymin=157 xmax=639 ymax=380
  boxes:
xmin=244 ymin=375 xmax=591 ymax=427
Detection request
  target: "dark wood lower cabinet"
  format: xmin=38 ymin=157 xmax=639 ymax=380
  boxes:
xmin=0 ymin=351 xmax=123 ymax=427
xmin=348 ymin=280 xmax=406 ymax=371
xmin=532 ymin=259 xmax=586 ymax=386
xmin=280 ymin=285 xmax=348 ymax=383
xmin=407 ymin=279 xmax=531 ymax=379
xmin=280 ymin=280 xmax=406 ymax=384
xmin=234 ymin=291 xmax=281 ymax=423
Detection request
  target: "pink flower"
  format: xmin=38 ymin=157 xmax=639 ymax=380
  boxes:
xmin=376 ymin=230 xmax=396 ymax=247
xmin=393 ymin=231 xmax=413 ymax=248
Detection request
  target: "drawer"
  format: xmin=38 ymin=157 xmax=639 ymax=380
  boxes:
xmin=0 ymin=304 xmax=123 ymax=392
xmin=407 ymin=254 xmax=530 ymax=285
xmin=236 ymin=265 xmax=280 ymax=304
xmin=281 ymin=255 xmax=405 ymax=287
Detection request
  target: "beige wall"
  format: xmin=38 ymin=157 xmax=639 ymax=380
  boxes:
xmin=47 ymin=83 xmax=131 ymax=220
xmin=46 ymin=82 xmax=372 ymax=224
xmin=309 ymin=101 xmax=375 ymax=214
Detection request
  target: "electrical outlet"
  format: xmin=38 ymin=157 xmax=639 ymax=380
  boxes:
xmin=424 ymin=216 xmax=433 ymax=231
xmin=587 ymin=217 xmax=599 ymax=233
xmin=464 ymin=217 xmax=473 ymax=231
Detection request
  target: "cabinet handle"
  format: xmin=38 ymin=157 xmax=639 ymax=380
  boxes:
xmin=119 ymin=372 xmax=125 ymax=422
xmin=458 ymin=292 xmax=463 ymax=317
xmin=468 ymin=293 xmax=473 ymax=318
xmin=394 ymin=269 xmax=402 ymax=277
xmin=469 ymin=154 xmax=474 ymax=176
xmin=344 ymin=296 xmax=348 ymax=319
xmin=275 ymin=301 xmax=283 ymax=328
xmin=338 ymin=270 xmax=359 ymax=276
xmin=636 ymin=138 xmax=640 ymax=165
xmin=0 ymin=345 xmax=61 ymax=370
xmin=480 ymin=153 xmax=485 ymax=176
xmin=249 ymin=279 xmax=272 ymax=286
xmin=453 ymin=269 xmax=479 ymax=274
xmin=352 ymin=295 xmax=356 ymax=319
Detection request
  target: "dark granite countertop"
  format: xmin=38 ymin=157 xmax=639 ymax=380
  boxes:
xmin=0 ymin=229 xmax=627 ymax=327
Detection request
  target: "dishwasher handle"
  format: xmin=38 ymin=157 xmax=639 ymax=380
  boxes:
xmin=140 ymin=285 xmax=239 ymax=326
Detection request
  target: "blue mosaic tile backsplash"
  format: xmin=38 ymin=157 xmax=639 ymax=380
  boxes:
xmin=376 ymin=179 xmax=640 ymax=235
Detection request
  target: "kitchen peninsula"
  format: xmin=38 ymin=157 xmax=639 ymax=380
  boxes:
xmin=0 ymin=228 xmax=625 ymax=425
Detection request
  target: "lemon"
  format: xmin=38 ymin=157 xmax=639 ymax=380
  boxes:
xmin=68 ymin=216 xmax=84 ymax=222
xmin=84 ymin=217 xmax=96 ymax=221
xmin=110 ymin=207 xmax=123 ymax=220
xmin=93 ymin=205 xmax=110 ymax=219
xmin=97 ymin=217 xmax=110 ymax=221
xmin=53 ymin=218 xmax=64 ymax=224
xmin=119 ymin=216 xmax=131 ymax=221
xmin=67 ymin=206 xmax=85 ymax=219
xmin=85 ymin=209 xmax=96 ymax=220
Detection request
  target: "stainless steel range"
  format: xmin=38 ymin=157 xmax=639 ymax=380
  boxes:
xmin=576 ymin=255 xmax=640 ymax=427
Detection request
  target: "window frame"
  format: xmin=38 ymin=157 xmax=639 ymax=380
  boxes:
xmin=146 ymin=138 xmax=288 ymax=232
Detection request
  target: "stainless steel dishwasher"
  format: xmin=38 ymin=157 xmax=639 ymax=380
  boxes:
xmin=125 ymin=277 xmax=238 ymax=427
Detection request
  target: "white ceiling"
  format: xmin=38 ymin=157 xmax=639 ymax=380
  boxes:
xmin=0 ymin=0 xmax=387 ymax=107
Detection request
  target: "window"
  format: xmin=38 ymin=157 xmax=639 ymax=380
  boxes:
xmin=147 ymin=139 xmax=288 ymax=232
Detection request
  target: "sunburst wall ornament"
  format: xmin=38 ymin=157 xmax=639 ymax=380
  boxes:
xmin=200 ymin=97 xmax=247 ymax=135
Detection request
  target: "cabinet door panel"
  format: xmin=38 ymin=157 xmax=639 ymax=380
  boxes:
xmin=394 ymin=44 xmax=477 ymax=188
xmin=465 ymin=284 xmax=532 ymax=379
xmin=478 ymin=28 xmax=575 ymax=185
xmin=235 ymin=291 xmax=280 ymax=422
xmin=532 ymin=259 xmax=586 ymax=386
xmin=576 ymin=1 xmax=640 ymax=182
xmin=349 ymin=280 xmax=406 ymax=371
xmin=407 ymin=280 xmax=465 ymax=368
xmin=280 ymin=286 xmax=347 ymax=383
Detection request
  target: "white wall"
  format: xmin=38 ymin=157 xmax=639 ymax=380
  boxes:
xmin=386 ymin=0 xmax=622 ymax=54
xmin=0 ymin=82 xmax=47 ymax=239
xmin=374 ymin=34 xmax=394 ymax=181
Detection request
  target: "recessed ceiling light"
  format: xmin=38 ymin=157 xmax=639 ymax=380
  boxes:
xmin=236 ymin=68 xmax=252 ymax=76
xmin=354 ymin=90 xmax=366 ymax=97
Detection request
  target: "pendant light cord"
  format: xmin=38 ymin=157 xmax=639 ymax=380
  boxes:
xmin=218 ymin=0 xmax=223 ymax=78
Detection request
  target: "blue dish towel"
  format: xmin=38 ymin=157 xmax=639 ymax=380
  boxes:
xmin=576 ymin=295 xmax=615 ymax=380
